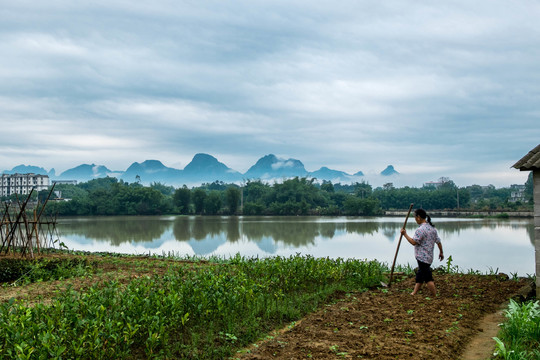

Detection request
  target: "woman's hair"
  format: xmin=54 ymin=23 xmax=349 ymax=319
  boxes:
xmin=415 ymin=208 xmax=434 ymax=227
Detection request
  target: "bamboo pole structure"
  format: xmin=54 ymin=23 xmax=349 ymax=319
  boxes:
xmin=0 ymin=185 xmax=58 ymax=258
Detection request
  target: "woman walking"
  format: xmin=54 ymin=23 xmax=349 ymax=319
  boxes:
xmin=400 ymin=209 xmax=444 ymax=296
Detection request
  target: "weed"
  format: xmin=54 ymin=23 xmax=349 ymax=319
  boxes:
xmin=445 ymin=255 xmax=459 ymax=273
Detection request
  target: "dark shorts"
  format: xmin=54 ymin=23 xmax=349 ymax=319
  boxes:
xmin=416 ymin=260 xmax=434 ymax=283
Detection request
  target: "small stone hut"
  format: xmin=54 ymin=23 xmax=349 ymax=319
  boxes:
xmin=512 ymin=144 xmax=540 ymax=297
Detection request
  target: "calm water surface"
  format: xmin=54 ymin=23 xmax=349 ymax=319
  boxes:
xmin=56 ymin=216 xmax=535 ymax=276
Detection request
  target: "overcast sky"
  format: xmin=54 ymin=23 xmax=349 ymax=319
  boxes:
xmin=1 ymin=1 xmax=539 ymax=187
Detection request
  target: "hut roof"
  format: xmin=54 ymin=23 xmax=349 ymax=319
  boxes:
xmin=513 ymin=144 xmax=540 ymax=171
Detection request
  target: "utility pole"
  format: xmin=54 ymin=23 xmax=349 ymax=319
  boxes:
xmin=240 ymin=180 xmax=245 ymax=213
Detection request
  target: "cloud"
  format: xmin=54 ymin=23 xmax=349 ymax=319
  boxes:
xmin=271 ymin=160 xmax=297 ymax=171
xmin=0 ymin=1 xmax=539 ymax=186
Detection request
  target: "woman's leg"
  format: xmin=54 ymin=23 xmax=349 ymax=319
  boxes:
xmin=414 ymin=260 xmax=435 ymax=296
xmin=411 ymin=282 xmax=422 ymax=295
xmin=426 ymin=281 xmax=436 ymax=297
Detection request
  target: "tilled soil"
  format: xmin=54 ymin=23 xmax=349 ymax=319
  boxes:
xmin=235 ymin=274 xmax=532 ymax=360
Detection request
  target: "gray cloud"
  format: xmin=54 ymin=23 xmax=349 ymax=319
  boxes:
xmin=0 ymin=0 xmax=539 ymax=186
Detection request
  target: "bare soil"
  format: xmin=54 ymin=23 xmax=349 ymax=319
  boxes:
xmin=235 ymin=274 xmax=533 ymax=360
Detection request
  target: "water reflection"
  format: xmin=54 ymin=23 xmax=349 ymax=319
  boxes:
xmin=58 ymin=216 xmax=535 ymax=247
xmin=59 ymin=217 xmax=171 ymax=245
xmin=57 ymin=216 xmax=535 ymax=275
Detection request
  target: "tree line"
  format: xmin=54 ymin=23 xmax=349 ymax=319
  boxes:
xmin=3 ymin=173 xmax=532 ymax=217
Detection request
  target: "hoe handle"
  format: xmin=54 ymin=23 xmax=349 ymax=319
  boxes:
xmin=388 ymin=203 xmax=414 ymax=286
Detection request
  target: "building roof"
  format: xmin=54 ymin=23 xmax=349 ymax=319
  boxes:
xmin=513 ymin=144 xmax=540 ymax=171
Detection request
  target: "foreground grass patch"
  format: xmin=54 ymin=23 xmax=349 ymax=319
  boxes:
xmin=0 ymin=254 xmax=385 ymax=359
xmin=493 ymin=299 xmax=540 ymax=360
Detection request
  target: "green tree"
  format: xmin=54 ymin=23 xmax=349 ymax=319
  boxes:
xmin=37 ymin=189 xmax=52 ymax=203
xmin=49 ymin=184 xmax=88 ymax=200
xmin=243 ymin=202 xmax=265 ymax=215
xmin=202 ymin=181 xmax=227 ymax=191
xmin=79 ymin=177 xmax=118 ymax=192
xmin=89 ymin=188 xmax=115 ymax=215
xmin=134 ymin=187 xmax=164 ymax=215
xmin=204 ymin=191 xmax=222 ymax=215
xmin=225 ymin=186 xmax=241 ymax=214
xmin=466 ymin=185 xmax=485 ymax=203
xmin=330 ymin=192 xmax=348 ymax=209
xmin=354 ymin=181 xmax=372 ymax=198
xmin=150 ymin=182 xmax=175 ymax=196
xmin=525 ymin=172 xmax=534 ymax=203
xmin=174 ymin=186 xmax=191 ymax=214
xmin=192 ymin=188 xmax=207 ymax=215
xmin=457 ymin=187 xmax=470 ymax=208
xmin=321 ymin=181 xmax=334 ymax=193
xmin=343 ymin=197 xmax=380 ymax=215
xmin=244 ymin=180 xmax=269 ymax=204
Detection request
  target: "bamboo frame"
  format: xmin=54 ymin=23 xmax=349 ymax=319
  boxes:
xmin=0 ymin=184 xmax=58 ymax=258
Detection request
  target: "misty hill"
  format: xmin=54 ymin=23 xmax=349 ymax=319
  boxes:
xmin=121 ymin=160 xmax=183 ymax=184
xmin=2 ymin=153 xmax=394 ymax=186
xmin=58 ymin=164 xmax=116 ymax=182
xmin=244 ymin=154 xmax=308 ymax=180
xmin=381 ymin=165 xmax=399 ymax=176
xmin=3 ymin=164 xmax=54 ymax=176
xmin=182 ymin=153 xmax=242 ymax=183
xmin=310 ymin=167 xmax=354 ymax=182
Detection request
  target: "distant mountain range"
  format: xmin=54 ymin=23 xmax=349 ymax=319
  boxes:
xmin=2 ymin=153 xmax=400 ymax=186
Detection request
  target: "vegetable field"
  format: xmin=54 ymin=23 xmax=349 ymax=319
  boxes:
xmin=0 ymin=253 xmax=385 ymax=359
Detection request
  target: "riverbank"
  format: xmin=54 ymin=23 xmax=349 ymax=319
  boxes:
xmin=385 ymin=210 xmax=533 ymax=218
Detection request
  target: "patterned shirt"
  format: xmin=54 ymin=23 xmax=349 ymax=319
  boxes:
xmin=413 ymin=222 xmax=441 ymax=264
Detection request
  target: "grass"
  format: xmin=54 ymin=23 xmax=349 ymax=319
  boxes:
xmin=493 ymin=299 xmax=540 ymax=360
xmin=0 ymin=253 xmax=386 ymax=359
xmin=0 ymin=256 xmax=97 ymax=285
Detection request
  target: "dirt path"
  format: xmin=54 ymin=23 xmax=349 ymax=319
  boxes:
xmin=460 ymin=309 xmax=505 ymax=360
xmin=234 ymin=274 xmax=530 ymax=360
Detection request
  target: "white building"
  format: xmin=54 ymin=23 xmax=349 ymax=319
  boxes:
xmin=509 ymin=184 xmax=527 ymax=203
xmin=1 ymin=173 xmax=50 ymax=197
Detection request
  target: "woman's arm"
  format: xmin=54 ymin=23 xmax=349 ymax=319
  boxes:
xmin=400 ymin=228 xmax=417 ymax=245
xmin=437 ymin=242 xmax=444 ymax=261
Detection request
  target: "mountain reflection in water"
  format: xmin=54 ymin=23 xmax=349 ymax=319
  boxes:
xmin=56 ymin=216 xmax=535 ymax=275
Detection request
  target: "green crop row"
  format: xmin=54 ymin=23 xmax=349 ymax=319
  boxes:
xmin=493 ymin=299 xmax=540 ymax=360
xmin=0 ymin=254 xmax=385 ymax=359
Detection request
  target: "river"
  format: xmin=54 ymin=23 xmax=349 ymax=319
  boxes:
xmin=56 ymin=216 xmax=535 ymax=276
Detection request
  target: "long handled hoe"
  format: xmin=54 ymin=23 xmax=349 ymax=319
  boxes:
xmin=386 ymin=203 xmax=414 ymax=287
